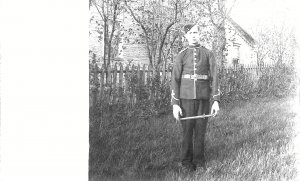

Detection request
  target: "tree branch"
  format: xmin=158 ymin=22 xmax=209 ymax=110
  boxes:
xmin=205 ymin=0 xmax=218 ymax=27
xmin=92 ymin=0 xmax=105 ymax=21
xmin=125 ymin=0 xmax=153 ymax=65
xmin=165 ymin=33 xmax=179 ymax=61
xmin=107 ymin=1 xmax=119 ymax=66
xmin=109 ymin=2 xmax=119 ymax=44
xmin=226 ymin=0 xmax=238 ymax=16
xmin=157 ymin=21 xmax=176 ymax=66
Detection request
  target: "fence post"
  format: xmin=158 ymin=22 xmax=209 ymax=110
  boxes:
xmin=131 ymin=64 xmax=136 ymax=104
xmin=142 ymin=64 xmax=146 ymax=85
xmin=148 ymin=65 xmax=153 ymax=100
xmin=162 ymin=62 xmax=166 ymax=84
xmin=168 ymin=64 xmax=172 ymax=84
xmin=147 ymin=64 xmax=150 ymax=86
xmin=154 ymin=65 xmax=157 ymax=100
xmin=137 ymin=64 xmax=141 ymax=85
xmin=119 ymin=63 xmax=123 ymax=97
xmin=112 ymin=63 xmax=118 ymax=104
xmin=124 ymin=64 xmax=129 ymax=104
xmin=91 ymin=58 xmax=99 ymax=108
xmin=99 ymin=64 xmax=105 ymax=102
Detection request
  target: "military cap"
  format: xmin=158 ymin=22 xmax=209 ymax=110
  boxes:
xmin=183 ymin=24 xmax=198 ymax=34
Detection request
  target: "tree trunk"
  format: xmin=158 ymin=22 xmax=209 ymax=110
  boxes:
xmin=213 ymin=24 xmax=226 ymax=69
xmin=103 ymin=20 xmax=108 ymax=67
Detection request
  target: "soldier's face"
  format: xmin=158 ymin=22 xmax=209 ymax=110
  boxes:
xmin=184 ymin=25 xmax=200 ymax=45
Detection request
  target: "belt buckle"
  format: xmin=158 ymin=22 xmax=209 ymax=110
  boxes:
xmin=190 ymin=74 xmax=197 ymax=80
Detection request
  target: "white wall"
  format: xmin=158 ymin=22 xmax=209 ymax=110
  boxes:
xmin=89 ymin=6 xmax=104 ymax=62
xmin=225 ymin=21 xmax=257 ymax=66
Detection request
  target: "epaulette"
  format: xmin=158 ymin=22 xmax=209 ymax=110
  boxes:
xmin=201 ymin=45 xmax=207 ymax=50
xmin=178 ymin=47 xmax=188 ymax=54
xmin=200 ymin=46 xmax=212 ymax=54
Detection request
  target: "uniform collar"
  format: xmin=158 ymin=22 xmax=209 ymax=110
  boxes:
xmin=188 ymin=44 xmax=200 ymax=48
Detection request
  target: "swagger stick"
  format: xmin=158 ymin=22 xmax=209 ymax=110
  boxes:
xmin=180 ymin=114 xmax=213 ymax=121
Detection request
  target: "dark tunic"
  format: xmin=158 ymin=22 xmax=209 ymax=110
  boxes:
xmin=171 ymin=44 xmax=220 ymax=105
xmin=170 ymin=44 xmax=220 ymax=169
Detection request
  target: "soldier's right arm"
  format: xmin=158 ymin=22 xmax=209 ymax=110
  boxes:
xmin=171 ymin=53 xmax=183 ymax=106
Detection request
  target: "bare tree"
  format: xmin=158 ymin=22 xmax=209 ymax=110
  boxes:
xmin=91 ymin=0 xmax=123 ymax=67
xmin=252 ymin=22 xmax=296 ymax=65
xmin=251 ymin=24 xmax=271 ymax=65
xmin=124 ymin=0 xmax=191 ymax=68
xmin=193 ymin=0 xmax=238 ymax=68
xmin=269 ymin=23 xmax=296 ymax=65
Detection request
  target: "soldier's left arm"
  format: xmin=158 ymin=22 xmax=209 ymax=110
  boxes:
xmin=209 ymin=51 xmax=220 ymax=103
xmin=209 ymin=51 xmax=220 ymax=116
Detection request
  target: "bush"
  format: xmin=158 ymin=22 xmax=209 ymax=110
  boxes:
xmin=219 ymin=64 xmax=297 ymax=105
xmin=219 ymin=67 xmax=256 ymax=105
xmin=256 ymin=65 xmax=297 ymax=97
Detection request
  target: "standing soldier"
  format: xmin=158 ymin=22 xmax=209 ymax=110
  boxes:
xmin=171 ymin=24 xmax=220 ymax=172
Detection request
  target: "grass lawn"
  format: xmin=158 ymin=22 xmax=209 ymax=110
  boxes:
xmin=89 ymin=96 xmax=298 ymax=181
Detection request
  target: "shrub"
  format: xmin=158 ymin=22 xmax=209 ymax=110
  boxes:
xmin=218 ymin=64 xmax=297 ymax=105
xmin=256 ymin=64 xmax=297 ymax=97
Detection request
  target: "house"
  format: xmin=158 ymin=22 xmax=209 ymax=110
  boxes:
xmin=89 ymin=5 xmax=261 ymax=67
xmin=224 ymin=17 xmax=257 ymax=67
xmin=89 ymin=5 xmax=149 ymax=65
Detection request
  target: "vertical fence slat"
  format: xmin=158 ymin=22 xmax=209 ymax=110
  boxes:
xmin=112 ymin=63 xmax=118 ymax=103
xmin=131 ymin=64 xmax=136 ymax=105
xmin=168 ymin=64 xmax=172 ymax=84
xmin=107 ymin=65 xmax=111 ymax=85
xmin=90 ymin=62 xmax=280 ymax=108
xmin=113 ymin=63 xmax=117 ymax=87
xmin=119 ymin=63 xmax=123 ymax=97
xmin=100 ymin=64 xmax=105 ymax=101
xmin=162 ymin=62 xmax=166 ymax=83
xmin=142 ymin=64 xmax=146 ymax=85
xmin=137 ymin=64 xmax=141 ymax=85
xmin=147 ymin=65 xmax=151 ymax=86
xmin=91 ymin=62 xmax=99 ymax=108
xmin=125 ymin=64 xmax=129 ymax=102
xmin=153 ymin=66 xmax=157 ymax=99
xmin=148 ymin=65 xmax=153 ymax=100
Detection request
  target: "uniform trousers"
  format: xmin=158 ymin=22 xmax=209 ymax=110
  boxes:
xmin=180 ymin=99 xmax=210 ymax=168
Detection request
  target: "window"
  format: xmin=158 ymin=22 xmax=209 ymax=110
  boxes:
xmin=232 ymin=42 xmax=241 ymax=59
xmin=232 ymin=58 xmax=239 ymax=66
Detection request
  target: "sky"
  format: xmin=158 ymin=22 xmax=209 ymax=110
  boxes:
xmin=228 ymin=0 xmax=299 ymax=33
xmin=228 ymin=0 xmax=300 ymax=72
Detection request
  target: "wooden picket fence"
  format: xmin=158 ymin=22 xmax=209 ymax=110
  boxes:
xmin=90 ymin=62 xmax=173 ymax=107
xmin=89 ymin=62 xmax=278 ymax=108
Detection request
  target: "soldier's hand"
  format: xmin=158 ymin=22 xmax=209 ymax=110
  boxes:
xmin=210 ymin=101 xmax=219 ymax=117
xmin=173 ymin=105 xmax=182 ymax=122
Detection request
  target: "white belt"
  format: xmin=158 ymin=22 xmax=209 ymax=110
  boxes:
xmin=182 ymin=74 xmax=209 ymax=80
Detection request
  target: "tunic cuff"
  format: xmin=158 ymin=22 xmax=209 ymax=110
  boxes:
xmin=212 ymin=89 xmax=221 ymax=102
xmin=171 ymin=97 xmax=180 ymax=106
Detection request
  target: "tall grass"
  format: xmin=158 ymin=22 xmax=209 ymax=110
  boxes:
xmin=89 ymin=63 xmax=298 ymax=180
xmin=89 ymin=96 xmax=297 ymax=181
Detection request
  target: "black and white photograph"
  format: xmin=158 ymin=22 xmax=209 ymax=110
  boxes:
xmin=1 ymin=0 xmax=300 ymax=181
xmin=88 ymin=0 xmax=299 ymax=180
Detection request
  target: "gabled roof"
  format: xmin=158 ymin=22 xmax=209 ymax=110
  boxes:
xmin=226 ymin=17 xmax=256 ymax=46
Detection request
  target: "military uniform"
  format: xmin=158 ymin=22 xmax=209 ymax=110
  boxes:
xmin=171 ymin=44 xmax=220 ymax=170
